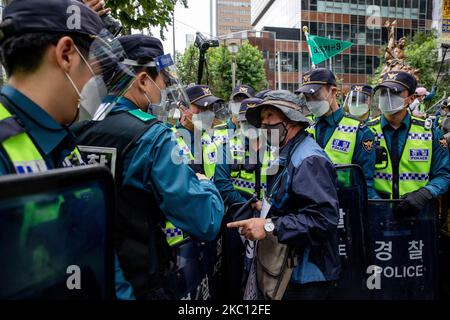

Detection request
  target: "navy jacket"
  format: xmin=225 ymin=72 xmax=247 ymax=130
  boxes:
xmin=268 ymin=131 xmax=341 ymax=282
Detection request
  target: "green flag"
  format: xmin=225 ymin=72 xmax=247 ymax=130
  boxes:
xmin=306 ymin=35 xmax=353 ymax=65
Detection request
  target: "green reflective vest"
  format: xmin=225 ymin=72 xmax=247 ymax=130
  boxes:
xmin=0 ymin=103 xmax=83 ymax=174
xmin=171 ymin=127 xmax=218 ymax=179
xmin=310 ymin=116 xmax=360 ymax=165
xmin=367 ymin=116 xmax=433 ymax=199
xmin=229 ymin=135 xmax=274 ymax=198
xmin=171 ymin=127 xmax=194 ymax=163
xmin=201 ymin=131 xmax=218 ymax=179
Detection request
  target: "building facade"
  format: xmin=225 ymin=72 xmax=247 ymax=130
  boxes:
xmin=245 ymin=0 xmax=435 ymax=91
xmin=216 ymin=0 xmax=252 ymax=36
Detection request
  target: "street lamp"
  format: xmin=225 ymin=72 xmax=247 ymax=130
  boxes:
xmin=227 ymin=42 xmax=239 ymax=90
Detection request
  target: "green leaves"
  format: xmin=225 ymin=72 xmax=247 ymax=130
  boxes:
xmin=176 ymin=42 xmax=267 ymax=100
xmin=107 ymin=0 xmax=187 ymax=38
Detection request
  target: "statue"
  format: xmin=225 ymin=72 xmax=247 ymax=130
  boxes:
xmin=379 ymin=20 xmax=420 ymax=82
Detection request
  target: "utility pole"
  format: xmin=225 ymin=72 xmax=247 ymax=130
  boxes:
xmin=172 ymin=10 xmax=176 ymax=61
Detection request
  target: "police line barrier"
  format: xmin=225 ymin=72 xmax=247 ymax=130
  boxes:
xmin=365 ymin=199 xmax=438 ymax=300
xmin=0 ymin=166 xmax=115 ymax=300
xmin=331 ymin=165 xmax=438 ymax=300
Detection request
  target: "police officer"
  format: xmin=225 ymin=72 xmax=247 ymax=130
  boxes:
xmin=228 ymin=85 xmax=256 ymax=126
xmin=344 ymin=84 xmax=373 ymax=122
xmin=369 ymin=71 xmax=450 ymax=212
xmin=177 ymin=84 xmax=225 ymax=178
xmin=75 ymin=35 xmax=224 ymax=299
xmin=228 ymin=90 xmax=341 ymax=300
xmin=296 ymin=68 xmax=378 ymax=199
xmin=215 ymin=98 xmax=269 ymax=206
xmin=0 ymin=0 xmax=116 ymax=175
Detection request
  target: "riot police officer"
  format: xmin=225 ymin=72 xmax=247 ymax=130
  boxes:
xmin=177 ymin=84 xmax=227 ymax=178
xmin=296 ymin=68 xmax=378 ymax=199
xmin=0 ymin=0 xmax=117 ymax=175
xmin=75 ymin=35 xmax=224 ymax=299
xmin=369 ymin=71 xmax=450 ymax=212
xmin=228 ymin=85 xmax=256 ymax=127
xmin=344 ymin=84 xmax=373 ymax=122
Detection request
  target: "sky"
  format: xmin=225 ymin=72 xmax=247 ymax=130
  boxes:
xmin=149 ymin=0 xmax=215 ymax=57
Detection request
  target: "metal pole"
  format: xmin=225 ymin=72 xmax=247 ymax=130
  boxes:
xmin=210 ymin=0 xmax=214 ymax=36
xmin=232 ymin=58 xmax=236 ymax=89
xmin=172 ymin=11 xmax=176 ymax=60
xmin=328 ymin=34 xmax=332 ymax=72
xmin=277 ymin=51 xmax=282 ymax=90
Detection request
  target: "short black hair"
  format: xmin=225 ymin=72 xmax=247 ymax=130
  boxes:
xmin=0 ymin=32 xmax=93 ymax=77
xmin=132 ymin=56 xmax=159 ymax=81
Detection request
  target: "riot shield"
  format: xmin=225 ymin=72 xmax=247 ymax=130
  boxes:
xmin=440 ymin=192 xmax=450 ymax=299
xmin=166 ymin=238 xmax=212 ymax=300
xmin=0 ymin=166 xmax=115 ymax=300
xmin=364 ymin=199 xmax=438 ymax=300
xmin=329 ymin=165 xmax=370 ymax=299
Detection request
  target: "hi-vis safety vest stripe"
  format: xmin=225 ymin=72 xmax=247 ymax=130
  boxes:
xmin=0 ymin=103 xmax=48 ymax=173
xmin=323 ymin=117 xmax=359 ymax=165
xmin=164 ymin=221 xmax=184 ymax=246
xmin=229 ymin=135 xmax=273 ymax=198
xmin=171 ymin=127 xmax=195 ymax=162
xmin=201 ymin=132 xmax=218 ymax=179
xmin=368 ymin=116 xmax=433 ymax=198
xmin=0 ymin=103 xmax=84 ymax=174
xmin=307 ymin=116 xmax=360 ymax=165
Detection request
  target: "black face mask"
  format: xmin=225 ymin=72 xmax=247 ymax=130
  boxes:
xmin=261 ymin=122 xmax=288 ymax=147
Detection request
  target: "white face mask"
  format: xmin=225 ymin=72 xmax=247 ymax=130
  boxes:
xmin=64 ymin=45 xmax=107 ymax=122
xmin=305 ymin=88 xmax=332 ymax=118
xmin=192 ymin=110 xmax=215 ymax=130
xmin=378 ymin=90 xmax=405 ymax=116
xmin=229 ymin=102 xmax=241 ymax=116
xmin=345 ymin=91 xmax=370 ymax=117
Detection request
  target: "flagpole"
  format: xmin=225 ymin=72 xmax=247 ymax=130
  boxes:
xmin=328 ymin=34 xmax=332 ymax=72
xmin=302 ymin=26 xmax=316 ymax=69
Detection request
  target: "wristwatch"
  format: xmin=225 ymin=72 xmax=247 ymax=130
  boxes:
xmin=264 ymin=218 xmax=275 ymax=233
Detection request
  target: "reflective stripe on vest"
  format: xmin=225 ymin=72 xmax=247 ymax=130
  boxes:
xmin=202 ymin=132 xmax=217 ymax=179
xmin=171 ymin=127 xmax=195 ymax=162
xmin=368 ymin=116 xmax=433 ymax=198
xmin=0 ymin=103 xmax=48 ymax=174
xmin=163 ymin=221 xmax=184 ymax=247
xmin=322 ymin=116 xmax=359 ymax=165
xmin=229 ymin=135 xmax=273 ymax=198
xmin=0 ymin=103 xmax=84 ymax=174
xmin=212 ymin=127 xmax=230 ymax=146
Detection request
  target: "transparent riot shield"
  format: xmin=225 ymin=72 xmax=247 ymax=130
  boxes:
xmin=364 ymin=199 xmax=438 ymax=300
xmin=329 ymin=165 xmax=370 ymax=299
xmin=0 ymin=166 xmax=115 ymax=300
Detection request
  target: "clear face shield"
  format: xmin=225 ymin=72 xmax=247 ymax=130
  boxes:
xmin=210 ymin=101 xmax=230 ymax=125
xmin=374 ymin=87 xmax=406 ymax=116
xmin=344 ymin=91 xmax=370 ymax=117
xmin=77 ymin=29 xmax=135 ymax=122
xmin=301 ymin=86 xmax=332 ymax=118
xmin=152 ymin=54 xmax=190 ymax=122
xmin=240 ymin=120 xmax=261 ymax=139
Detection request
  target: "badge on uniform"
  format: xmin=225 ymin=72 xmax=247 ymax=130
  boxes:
xmin=208 ymin=151 xmax=217 ymax=163
xmin=439 ymin=137 xmax=448 ymax=149
xmin=409 ymin=149 xmax=429 ymax=162
xmin=362 ymin=139 xmax=373 ymax=152
xmin=331 ymin=139 xmax=351 ymax=153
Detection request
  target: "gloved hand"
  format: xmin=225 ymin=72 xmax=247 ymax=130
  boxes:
xmin=396 ymin=188 xmax=432 ymax=216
